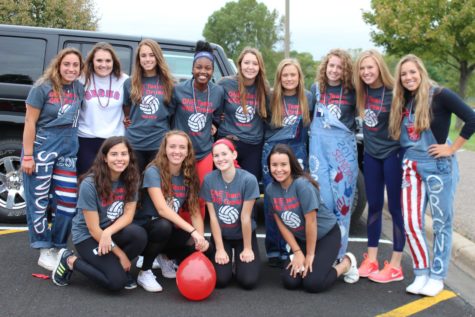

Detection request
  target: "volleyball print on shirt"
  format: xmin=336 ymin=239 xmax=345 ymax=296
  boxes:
xmin=188 ymin=113 xmax=207 ymax=132
xmin=282 ymin=114 xmax=298 ymax=127
xmin=235 ymin=105 xmax=255 ymax=123
xmin=364 ymin=108 xmax=378 ymax=128
xmin=167 ymin=197 xmax=181 ymax=213
xmin=218 ymin=205 xmax=240 ymax=224
xmin=107 ymin=201 xmax=124 ymax=221
xmin=58 ymin=103 xmax=72 ymax=117
xmin=280 ymin=210 xmax=301 ymax=229
xmin=140 ymin=95 xmax=160 ymax=115
xmin=309 ymin=154 xmax=320 ymax=181
xmin=327 ymin=104 xmax=342 ymax=119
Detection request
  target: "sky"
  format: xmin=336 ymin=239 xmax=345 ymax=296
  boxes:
xmin=95 ymin=0 xmax=375 ymax=60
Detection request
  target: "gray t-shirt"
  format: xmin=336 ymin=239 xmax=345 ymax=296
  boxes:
xmin=363 ymin=86 xmax=400 ymax=159
xmin=265 ymin=177 xmax=337 ymax=241
xmin=310 ymin=83 xmax=356 ymax=132
xmin=171 ymin=79 xmax=224 ymax=160
xmin=124 ymin=76 xmax=174 ymax=151
xmin=201 ymin=168 xmax=260 ymax=239
xmin=26 ymin=80 xmax=84 ymax=129
xmin=217 ymin=76 xmax=266 ymax=145
xmin=72 ymin=176 xmax=137 ymax=244
xmin=134 ymin=165 xmax=187 ymax=225
xmin=264 ymin=90 xmax=313 ymax=142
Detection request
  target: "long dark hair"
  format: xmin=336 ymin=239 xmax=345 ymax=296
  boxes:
xmin=80 ymin=136 xmax=139 ymax=203
xmin=267 ymin=144 xmax=319 ymax=189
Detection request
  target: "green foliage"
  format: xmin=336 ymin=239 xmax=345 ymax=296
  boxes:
xmin=203 ymin=0 xmax=282 ymax=66
xmin=363 ymin=0 xmax=475 ymax=99
xmin=0 ymin=0 xmax=99 ymax=30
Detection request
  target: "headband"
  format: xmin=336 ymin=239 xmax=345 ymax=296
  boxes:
xmin=213 ymin=138 xmax=240 ymax=168
xmin=194 ymin=51 xmax=214 ymax=64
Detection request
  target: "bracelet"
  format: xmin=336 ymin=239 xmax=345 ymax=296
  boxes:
xmin=23 ymin=154 xmax=33 ymax=157
xmin=189 ymin=228 xmax=196 ymax=235
xmin=22 ymin=157 xmax=33 ymax=161
xmin=293 ymin=249 xmax=302 ymax=254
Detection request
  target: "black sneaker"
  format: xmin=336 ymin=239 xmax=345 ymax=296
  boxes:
xmin=124 ymin=272 xmax=137 ymax=290
xmin=52 ymin=248 xmax=73 ymax=286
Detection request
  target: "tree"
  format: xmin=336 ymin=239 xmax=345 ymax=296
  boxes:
xmin=203 ymin=0 xmax=282 ymax=65
xmin=0 ymin=0 xmax=99 ymax=30
xmin=363 ymin=0 xmax=475 ymax=102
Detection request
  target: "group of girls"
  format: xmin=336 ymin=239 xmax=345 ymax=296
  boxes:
xmin=21 ymin=36 xmax=475 ymax=297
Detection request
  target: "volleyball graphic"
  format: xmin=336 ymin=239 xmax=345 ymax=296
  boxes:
xmin=107 ymin=201 xmax=124 ymax=221
xmin=140 ymin=95 xmax=160 ymax=115
xmin=283 ymin=115 xmax=298 ymax=127
xmin=281 ymin=211 xmax=301 ymax=229
xmin=327 ymin=104 xmax=342 ymax=119
xmin=167 ymin=197 xmax=181 ymax=213
xmin=58 ymin=103 xmax=72 ymax=116
xmin=309 ymin=155 xmax=320 ymax=180
xmin=218 ymin=205 xmax=239 ymax=224
xmin=235 ymin=105 xmax=255 ymax=123
xmin=364 ymin=109 xmax=378 ymax=128
xmin=188 ymin=113 xmax=207 ymax=132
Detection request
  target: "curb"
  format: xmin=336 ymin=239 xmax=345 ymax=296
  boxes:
xmin=424 ymin=214 xmax=475 ymax=279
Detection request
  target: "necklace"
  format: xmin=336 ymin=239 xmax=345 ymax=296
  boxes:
xmin=192 ymin=79 xmax=210 ymax=114
xmin=365 ymin=86 xmax=385 ymax=117
xmin=92 ymin=74 xmax=112 ymax=108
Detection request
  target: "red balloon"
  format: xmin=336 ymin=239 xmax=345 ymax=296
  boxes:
xmin=176 ymin=252 xmax=216 ymax=301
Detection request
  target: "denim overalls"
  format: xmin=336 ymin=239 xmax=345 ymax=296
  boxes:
xmin=262 ymin=111 xmax=308 ymax=260
xmin=400 ymin=107 xmax=459 ymax=279
xmin=308 ymin=85 xmax=358 ymax=259
xmin=23 ymin=86 xmax=81 ymax=249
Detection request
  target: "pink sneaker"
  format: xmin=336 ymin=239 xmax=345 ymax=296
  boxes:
xmin=368 ymin=261 xmax=404 ymax=283
xmin=358 ymin=253 xmax=379 ymax=278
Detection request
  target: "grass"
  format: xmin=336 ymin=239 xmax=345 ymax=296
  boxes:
xmin=449 ymin=110 xmax=475 ymax=152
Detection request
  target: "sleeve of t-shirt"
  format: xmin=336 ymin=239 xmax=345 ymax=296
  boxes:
xmin=123 ymin=78 xmax=131 ymax=106
xmin=26 ymin=84 xmax=48 ymax=110
xmin=169 ymin=86 xmax=179 ymax=123
xmin=212 ymin=85 xmax=225 ymax=127
xmin=439 ymin=88 xmax=475 ymax=140
xmin=142 ymin=166 xmax=162 ymax=189
xmin=77 ymin=178 xmax=99 ymax=212
xmin=305 ymin=90 xmax=314 ymax=115
xmin=310 ymin=83 xmax=318 ymax=109
xmin=264 ymin=184 xmax=275 ymax=214
xmin=295 ymin=179 xmax=319 ymax=215
xmin=200 ymin=174 xmax=212 ymax=201
xmin=75 ymin=80 xmax=85 ymax=100
xmin=243 ymin=173 xmax=260 ymax=201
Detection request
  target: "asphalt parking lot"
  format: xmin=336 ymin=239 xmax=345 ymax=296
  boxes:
xmin=1 ymin=219 xmax=474 ymax=317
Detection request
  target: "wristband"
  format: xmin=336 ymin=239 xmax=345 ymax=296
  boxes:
xmin=189 ymin=228 xmax=196 ymax=235
xmin=23 ymin=154 xmax=33 ymax=157
xmin=293 ymin=249 xmax=302 ymax=254
xmin=22 ymin=157 xmax=33 ymax=161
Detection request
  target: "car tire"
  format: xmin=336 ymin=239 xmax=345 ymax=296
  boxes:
xmin=351 ymin=170 xmax=366 ymax=223
xmin=0 ymin=139 xmax=27 ymax=223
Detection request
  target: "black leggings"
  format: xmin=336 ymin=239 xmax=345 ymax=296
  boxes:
xmin=281 ymin=224 xmax=340 ymax=293
xmin=133 ymin=149 xmax=158 ymax=173
xmin=140 ymin=218 xmax=195 ymax=270
xmin=73 ymin=224 xmax=147 ymax=291
xmin=207 ymin=232 xmax=261 ymax=289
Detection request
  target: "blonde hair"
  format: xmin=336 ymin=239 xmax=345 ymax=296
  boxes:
xmin=36 ymin=48 xmax=84 ymax=98
xmin=270 ymin=58 xmax=310 ymax=128
xmin=389 ymin=54 xmax=435 ymax=140
xmin=236 ymin=47 xmax=269 ymax=118
xmin=316 ymin=49 xmax=354 ymax=93
xmin=353 ymin=49 xmax=394 ymax=116
xmin=130 ymin=39 xmax=174 ymax=105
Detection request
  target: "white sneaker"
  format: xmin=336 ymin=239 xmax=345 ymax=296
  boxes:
xmin=137 ymin=270 xmax=163 ymax=292
xmin=418 ymin=278 xmax=444 ymax=297
xmin=136 ymin=256 xmax=160 ymax=269
xmin=343 ymin=252 xmax=360 ymax=284
xmin=38 ymin=248 xmax=60 ymax=271
xmin=156 ymin=254 xmax=177 ymax=279
xmin=406 ymin=275 xmax=429 ymax=294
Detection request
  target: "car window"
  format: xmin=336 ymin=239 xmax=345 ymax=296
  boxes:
xmin=163 ymin=51 xmax=222 ymax=83
xmin=0 ymin=36 xmax=46 ymax=85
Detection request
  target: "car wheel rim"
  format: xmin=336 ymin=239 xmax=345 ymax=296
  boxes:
xmin=0 ymin=156 xmax=26 ymax=210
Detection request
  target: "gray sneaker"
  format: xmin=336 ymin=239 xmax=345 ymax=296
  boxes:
xmin=156 ymin=254 xmax=176 ymax=279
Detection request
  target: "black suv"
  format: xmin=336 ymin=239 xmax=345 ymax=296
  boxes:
xmin=0 ymin=24 xmax=236 ymax=222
